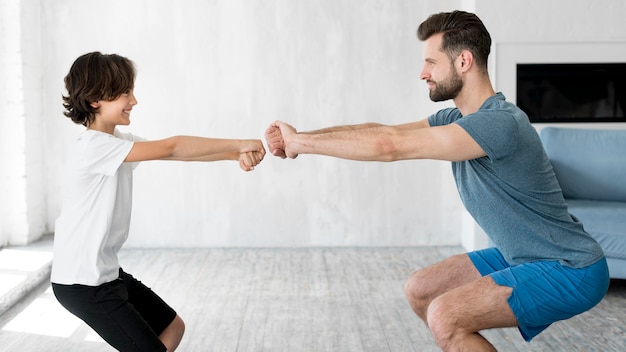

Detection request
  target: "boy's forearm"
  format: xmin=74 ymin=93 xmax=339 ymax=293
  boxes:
xmin=172 ymin=151 xmax=240 ymax=162
xmin=166 ymin=136 xmax=246 ymax=160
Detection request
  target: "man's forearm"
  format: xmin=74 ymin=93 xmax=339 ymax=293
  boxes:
xmin=303 ymin=122 xmax=383 ymax=134
xmin=292 ymin=126 xmax=396 ymax=162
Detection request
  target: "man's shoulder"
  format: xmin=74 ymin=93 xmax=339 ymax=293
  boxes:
xmin=429 ymin=107 xmax=462 ymax=126
xmin=479 ymin=93 xmax=525 ymax=115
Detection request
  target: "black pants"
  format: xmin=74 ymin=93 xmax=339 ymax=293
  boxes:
xmin=52 ymin=269 xmax=176 ymax=352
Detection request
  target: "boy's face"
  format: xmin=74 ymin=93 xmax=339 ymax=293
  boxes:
xmin=90 ymin=90 xmax=137 ymax=133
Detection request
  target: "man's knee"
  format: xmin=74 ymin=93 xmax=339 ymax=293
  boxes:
xmin=404 ymin=271 xmax=418 ymax=300
xmin=426 ymin=296 xmax=458 ymax=349
xmin=404 ymin=270 xmax=430 ymax=315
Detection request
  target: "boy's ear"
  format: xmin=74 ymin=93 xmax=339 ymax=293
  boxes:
xmin=90 ymin=101 xmax=100 ymax=108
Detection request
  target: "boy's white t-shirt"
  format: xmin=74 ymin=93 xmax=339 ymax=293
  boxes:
xmin=51 ymin=129 xmax=143 ymax=286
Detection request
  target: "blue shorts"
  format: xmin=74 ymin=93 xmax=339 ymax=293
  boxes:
xmin=468 ymin=248 xmax=609 ymax=341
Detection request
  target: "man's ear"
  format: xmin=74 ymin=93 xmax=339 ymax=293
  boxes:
xmin=458 ymin=50 xmax=473 ymax=73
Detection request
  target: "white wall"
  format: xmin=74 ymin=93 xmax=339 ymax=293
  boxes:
xmin=0 ymin=0 xmax=27 ymax=246
xmin=0 ymin=0 xmax=46 ymax=246
xmin=37 ymin=0 xmax=465 ymax=248
xmin=3 ymin=0 xmax=625 ymax=248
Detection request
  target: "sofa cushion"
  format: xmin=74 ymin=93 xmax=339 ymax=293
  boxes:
xmin=540 ymin=127 xmax=626 ymax=202
xmin=567 ymin=199 xmax=626 ymax=260
xmin=606 ymin=258 xmax=626 ymax=279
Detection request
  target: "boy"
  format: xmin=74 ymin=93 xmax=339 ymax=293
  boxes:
xmin=52 ymin=52 xmax=265 ymax=351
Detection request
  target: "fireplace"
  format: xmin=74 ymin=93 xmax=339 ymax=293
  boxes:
xmin=516 ymin=63 xmax=626 ymax=123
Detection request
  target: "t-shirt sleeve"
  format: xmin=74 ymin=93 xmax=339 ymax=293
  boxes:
xmin=84 ymin=133 xmax=135 ymax=176
xmin=455 ymin=112 xmax=520 ymax=161
xmin=428 ymin=107 xmax=461 ymax=127
xmin=115 ymin=130 xmax=146 ymax=170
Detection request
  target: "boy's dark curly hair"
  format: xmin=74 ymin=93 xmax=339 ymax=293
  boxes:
xmin=62 ymin=52 xmax=136 ymax=126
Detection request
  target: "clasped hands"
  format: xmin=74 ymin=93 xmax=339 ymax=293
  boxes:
xmin=264 ymin=120 xmax=298 ymax=159
xmin=238 ymin=120 xmax=297 ymax=171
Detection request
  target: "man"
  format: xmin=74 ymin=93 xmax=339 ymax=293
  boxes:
xmin=264 ymin=10 xmax=609 ymax=352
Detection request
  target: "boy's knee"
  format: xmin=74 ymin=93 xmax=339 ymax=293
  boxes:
xmin=160 ymin=314 xmax=185 ymax=351
xmin=173 ymin=315 xmax=185 ymax=336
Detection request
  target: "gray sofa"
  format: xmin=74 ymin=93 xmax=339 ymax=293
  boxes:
xmin=540 ymin=127 xmax=626 ymax=279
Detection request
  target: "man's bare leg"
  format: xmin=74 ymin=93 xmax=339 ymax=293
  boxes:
xmin=404 ymin=253 xmax=482 ymax=321
xmin=404 ymin=254 xmax=517 ymax=351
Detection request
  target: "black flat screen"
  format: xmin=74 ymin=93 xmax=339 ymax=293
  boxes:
xmin=516 ymin=63 xmax=626 ymax=123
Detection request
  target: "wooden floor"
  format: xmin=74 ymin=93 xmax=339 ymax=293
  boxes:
xmin=0 ymin=246 xmax=625 ymax=351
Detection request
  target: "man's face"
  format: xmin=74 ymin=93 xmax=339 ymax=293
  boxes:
xmin=420 ymin=33 xmax=463 ymax=102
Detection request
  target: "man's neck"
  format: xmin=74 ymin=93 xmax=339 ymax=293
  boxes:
xmin=453 ymin=76 xmax=496 ymax=116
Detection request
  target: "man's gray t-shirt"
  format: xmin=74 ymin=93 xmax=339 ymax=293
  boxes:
xmin=428 ymin=93 xmax=604 ymax=268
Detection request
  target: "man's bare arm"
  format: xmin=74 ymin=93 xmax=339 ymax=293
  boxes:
xmin=276 ymin=120 xmax=485 ymax=162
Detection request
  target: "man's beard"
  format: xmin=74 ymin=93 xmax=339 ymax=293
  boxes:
xmin=429 ymin=69 xmax=463 ymax=102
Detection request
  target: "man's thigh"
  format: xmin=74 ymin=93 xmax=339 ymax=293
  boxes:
xmin=428 ymin=274 xmax=517 ymax=334
xmin=406 ymin=253 xmax=483 ymax=301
